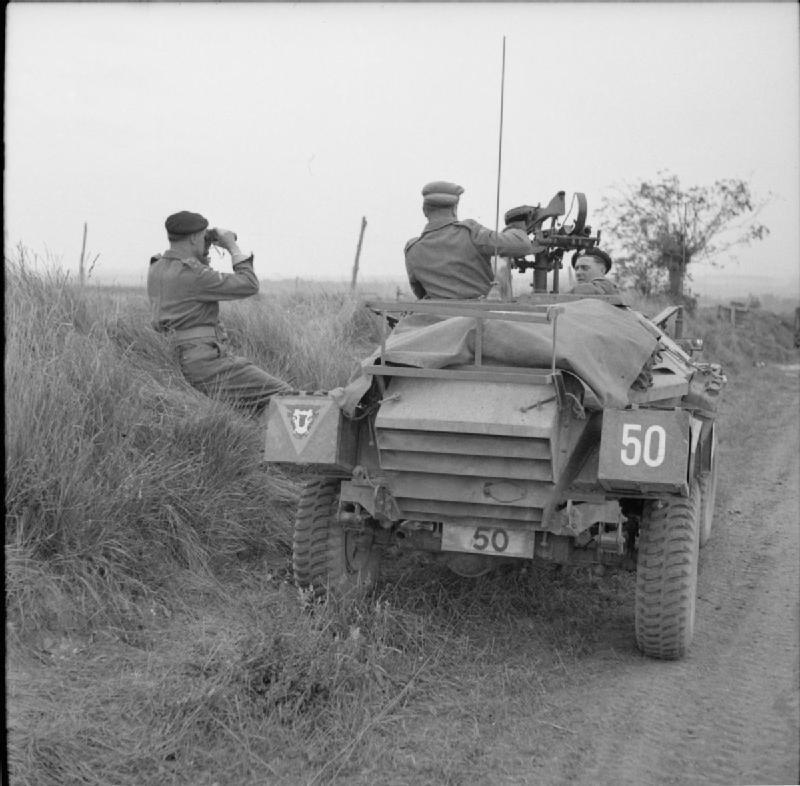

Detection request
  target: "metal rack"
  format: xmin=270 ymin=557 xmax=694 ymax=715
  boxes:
xmin=363 ymin=299 xmax=564 ymax=385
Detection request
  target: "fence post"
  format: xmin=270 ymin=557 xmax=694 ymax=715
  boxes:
xmin=351 ymin=216 xmax=367 ymax=290
xmin=79 ymin=222 xmax=88 ymax=286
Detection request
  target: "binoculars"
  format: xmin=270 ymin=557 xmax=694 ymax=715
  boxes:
xmin=205 ymin=228 xmax=237 ymax=245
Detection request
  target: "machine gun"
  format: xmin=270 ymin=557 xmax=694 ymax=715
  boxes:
xmin=505 ymin=191 xmax=602 ymax=293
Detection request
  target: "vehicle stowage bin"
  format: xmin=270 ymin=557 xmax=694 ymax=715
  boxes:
xmin=264 ymin=393 xmax=357 ymax=472
xmin=598 ymin=408 xmax=692 ymax=496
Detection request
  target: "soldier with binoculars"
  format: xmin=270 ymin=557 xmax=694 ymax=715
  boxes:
xmin=147 ymin=210 xmax=290 ymax=415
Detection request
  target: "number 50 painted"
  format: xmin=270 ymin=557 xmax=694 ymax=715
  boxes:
xmin=621 ymin=423 xmax=667 ymax=467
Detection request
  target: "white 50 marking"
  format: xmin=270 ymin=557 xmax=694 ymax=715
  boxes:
xmin=621 ymin=423 xmax=667 ymax=467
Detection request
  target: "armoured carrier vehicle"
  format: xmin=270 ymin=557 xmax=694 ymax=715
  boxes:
xmin=263 ymin=191 xmax=725 ymax=660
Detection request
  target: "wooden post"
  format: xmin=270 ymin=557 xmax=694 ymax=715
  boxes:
xmin=79 ymin=222 xmax=88 ymax=286
xmin=351 ymin=216 xmax=367 ymax=290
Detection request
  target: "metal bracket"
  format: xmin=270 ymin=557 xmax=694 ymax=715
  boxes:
xmin=341 ymin=466 xmax=403 ymax=523
xmin=338 ymin=504 xmax=369 ymax=533
xmin=552 ymin=370 xmax=567 ymax=410
xmin=597 ymin=517 xmax=625 ymax=556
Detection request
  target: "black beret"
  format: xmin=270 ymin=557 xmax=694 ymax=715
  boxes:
xmin=572 ymin=247 xmax=613 ymax=273
xmin=165 ymin=211 xmax=209 ymax=236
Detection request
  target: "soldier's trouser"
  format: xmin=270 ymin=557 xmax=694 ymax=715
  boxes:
xmin=176 ymin=339 xmax=291 ymax=414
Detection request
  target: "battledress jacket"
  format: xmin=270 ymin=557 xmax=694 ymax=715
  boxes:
xmin=570 ymin=277 xmax=620 ymax=296
xmin=147 ymin=249 xmax=258 ymax=333
xmin=147 ymin=250 xmax=289 ymax=412
xmin=404 ymin=217 xmax=533 ymax=299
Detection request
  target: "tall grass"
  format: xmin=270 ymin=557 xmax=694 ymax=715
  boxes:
xmin=4 ymin=254 xmax=381 ymax=642
xmin=4 ymin=254 xmax=405 ymax=784
xmin=225 ymin=287 xmax=382 ymax=389
xmin=690 ymin=306 xmax=796 ymax=371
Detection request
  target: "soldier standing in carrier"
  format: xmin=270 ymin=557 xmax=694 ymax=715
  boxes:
xmin=569 ymin=248 xmax=620 ymax=296
xmin=147 ymin=210 xmax=291 ymax=415
xmin=404 ymin=181 xmax=533 ymax=299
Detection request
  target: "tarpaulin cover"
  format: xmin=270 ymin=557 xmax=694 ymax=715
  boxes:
xmin=330 ymin=299 xmax=659 ymax=415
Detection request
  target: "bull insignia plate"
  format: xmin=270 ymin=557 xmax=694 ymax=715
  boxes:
xmin=290 ymin=406 xmax=320 ymax=438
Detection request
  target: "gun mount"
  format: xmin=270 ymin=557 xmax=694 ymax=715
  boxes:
xmin=505 ymin=191 xmax=602 ymax=293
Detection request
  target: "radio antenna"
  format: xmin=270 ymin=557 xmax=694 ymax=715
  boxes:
xmin=491 ymin=36 xmax=507 ymax=286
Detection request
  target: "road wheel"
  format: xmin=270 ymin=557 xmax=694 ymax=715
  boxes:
xmin=635 ymin=480 xmax=701 ymax=660
xmin=698 ymin=429 xmax=719 ymax=548
xmin=293 ymin=477 xmax=381 ymax=600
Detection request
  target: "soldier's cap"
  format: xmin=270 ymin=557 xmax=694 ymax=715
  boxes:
xmin=422 ymin=181 xmax=464 ymax=207
xmin=165 ymin=211 xmax=209 ymax=236
xmin=572 ymin=247 xmax=613 ymax=274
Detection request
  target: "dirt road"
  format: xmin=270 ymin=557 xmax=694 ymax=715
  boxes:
xmin=348 ymin=364 xmax=799 ymax=786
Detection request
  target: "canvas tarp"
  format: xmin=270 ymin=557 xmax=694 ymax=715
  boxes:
xmin=330 ymin=299 xmax=660 ymax=415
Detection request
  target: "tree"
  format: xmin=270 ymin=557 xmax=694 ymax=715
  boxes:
xmin=597 ymin=172 xmax=769 ymax=298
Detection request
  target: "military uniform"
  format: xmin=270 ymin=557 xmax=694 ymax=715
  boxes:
xmin=404 ymin=181 xmax=533 ymax=300
xmin=148 ymin=211 xmax=290 ymax=413
xmin=570 ymin=277 xmax=621 ymax=296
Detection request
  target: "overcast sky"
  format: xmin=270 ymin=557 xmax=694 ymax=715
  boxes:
xmin=5 ymin=2 xmax=799 ymax=297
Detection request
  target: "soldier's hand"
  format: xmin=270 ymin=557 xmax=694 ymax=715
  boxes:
xmin=211 ymin=228 xmax=238 ymax=251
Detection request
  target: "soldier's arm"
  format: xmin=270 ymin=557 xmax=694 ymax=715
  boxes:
xmin=182 ymin=257 xmax=260 ymax=301
xmin=405 ymin=260 xmax=427 ymax=299
xmin=186 ymin=229 xmax=261 ymax=300
xmin=404 ymin=240 xmax=428 ymax=299
xmin=462 ymin=220 xmax=533 ymax=258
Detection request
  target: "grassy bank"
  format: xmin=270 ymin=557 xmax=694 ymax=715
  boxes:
xmin=5 ymin=257 xmax=382 ymax=642
xmin=5 ymin=257 xmax=798 ymax=784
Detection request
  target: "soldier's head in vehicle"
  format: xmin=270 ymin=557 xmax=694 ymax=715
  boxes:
xmin=164 ymin=211 xmax=210 ymax=263
xmin=421 ymin=181 xmax=464 ymax=220
xmin=572 ymin=248 xmax=613 ymax=283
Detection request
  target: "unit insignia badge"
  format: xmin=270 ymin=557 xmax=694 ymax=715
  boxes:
xmin=290 ymin=406 xmax=320 ymax=438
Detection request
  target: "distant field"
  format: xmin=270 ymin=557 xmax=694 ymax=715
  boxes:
xmin=94 ymin=275 xmax=413 ymax=301
xmin=688 ymin=271 xmax=800 ymax=307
